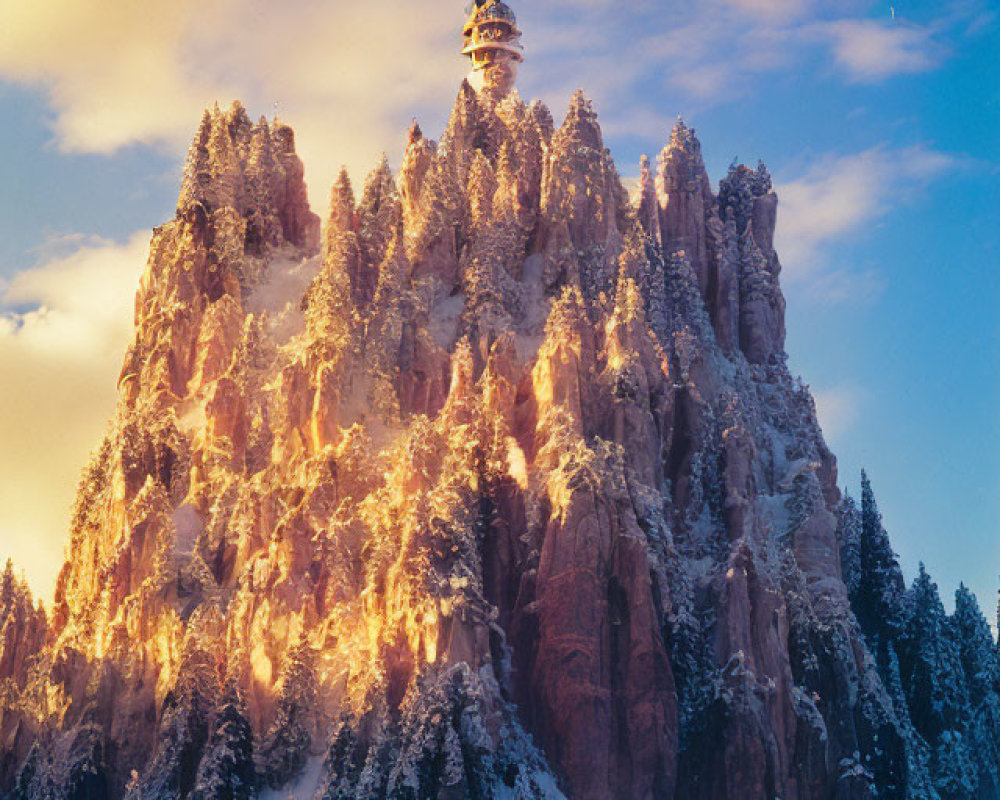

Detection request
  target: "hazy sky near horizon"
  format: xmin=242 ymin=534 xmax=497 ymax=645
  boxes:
xmin=0 ymin=0 xmax=997 ymax=616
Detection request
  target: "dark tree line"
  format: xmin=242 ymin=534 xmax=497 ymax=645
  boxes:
xmin=839 ymin=471 xmax=1000 ymax=800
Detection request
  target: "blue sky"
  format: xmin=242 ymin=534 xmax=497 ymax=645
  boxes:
xmin=0 ymin=0 xmax=997 ymax=615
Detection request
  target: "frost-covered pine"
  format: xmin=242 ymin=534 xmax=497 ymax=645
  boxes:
xmin=0 ymin=560 xmax=45 ymax=680
xmin=129 ymin=649 xmax=219 ymax=799
xmin=932 ymin=729 xmax=978 ymax=800
xmin=320 ymin=665 xmax=557 ymax=800
xmin=900 ymin=565 xmax=970 ymax=743
xmin=874 ymin=637 xmax=938 ymax=800
xmin=661 ymin=250 xmax=712 ymax=346
xmin=244 ymin=118 xmax=280 ymax=254
xmin=191 ymin=683 xmax=255 ymax=800
xmin=856 ymin=471 xmax=907 ymax=642
xmin=305 ymin=176 xmax=360 ymax=349
xmin=718 ymin=160 xmax=772 ymax=234
xmin=178 ymin=110 xmax=214 ymax=212
xmin=952 ymin=585 xmax=1000 ymax=704
xmin=258 ymin=639 xmax=321 ymax=789
xmin=950 ymin=585 xmax=1000 ymax=797
xmin=894 ymin=565 xmax=977 ymax=799
xmin=617 ymin=226 xmax=668 ymax=345
xmin=665 ymin=595 xmax=715 ymax=749
xmin=837 ymin=492 xmax=862 ymax=603
xmin=842 ymin=474 xmax=943 ymax=797
xmin=356 ymin=156 xmax=402 ymax=307
xmin=16 ymin=723 xmax=109 ymax=800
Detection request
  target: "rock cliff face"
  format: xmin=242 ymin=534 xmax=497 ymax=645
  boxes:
xmin=0 ymin=87 xmax=995 ymax=800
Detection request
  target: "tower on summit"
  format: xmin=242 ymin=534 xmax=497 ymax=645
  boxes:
xmin=461 ymin=0 xmax=523 ymax=97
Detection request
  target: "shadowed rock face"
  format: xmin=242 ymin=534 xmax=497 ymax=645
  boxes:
xmin=0 ymin=88 xmax=917 ymax=800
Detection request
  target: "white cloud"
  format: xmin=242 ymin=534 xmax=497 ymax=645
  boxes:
xmin=774 ymin=145 xmax=957 ymax=295
xmin=815 ymin=20 xmax=942 ymax=81
xmin=722 ymin=0 xmax=810 ymax=23
xmin=0 ymin=0 xmax=466 ymax=211
xmin=813 ymin=385 xmax=861 ymax=442
xmin=521 ymin=0 xmax=948 ymax=129
xmin=0 ymin=232 xmax=148 ymax=598
xmin=802 ymin=268 xmax=888 ymax=306
xmin=0 ymin=0 xmax=956 ymax=214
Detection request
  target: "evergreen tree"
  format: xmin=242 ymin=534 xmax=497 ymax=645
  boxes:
xmin=837 ymin=492 xmax=862 ymax=603
xmin=875 ymin=637 xmax=938 ymax=799
xmin=856 ymin=471 xmax=907 ymax=642
xmin=952 ymin=586 xmax=1000 ymax=703
xmin=130 ymin=650 xmax=219 ymax=799
xmin=192 ymin=683 xmax=256 ymax=800
xmin=15 ymin=724 xmax=109 ymax=800
xmin=901 ymin=566 xmax=969 ymax=742
xmin=951 ymin=586 xmax=1000 ymax=799
xmin=258 ymin=640 xmax=320 ymax=788
xmin=840 ymin=473 xmax=939 ymax=797
xmin=357 ymin=155 xmax=402 ymax=299
xmin=900 ymin=565 xmax=976 ymax=800
xmin=932 ymin=730 xmax=978 ymax=800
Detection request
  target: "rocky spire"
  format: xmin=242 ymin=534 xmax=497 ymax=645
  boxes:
xmin=541 ymin=91 xmax=626 ymax=302
xmin=655 ymin=117 xmax=713 ymax=295
xmin=0 ymin=561 xmax=45 ymax=687
xmin=399 ymin=119 xmax=436 ymax=229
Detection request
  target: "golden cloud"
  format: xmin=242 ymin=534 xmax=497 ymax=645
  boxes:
xmin=0 ymin=232 xmax=148 ymax=598
xmin=0 ymin=0 xmax=470 ymax=212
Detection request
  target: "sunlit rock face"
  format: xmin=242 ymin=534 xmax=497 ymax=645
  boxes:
xmin=0 ymin=88 xmax=918 ymax=800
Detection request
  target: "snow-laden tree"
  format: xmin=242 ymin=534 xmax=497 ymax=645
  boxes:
xmin=836 ymin=493 xmax=862 ymax=603
xmin=899 ymin=565 xmax=976 ymax=799
xmin=129 ymin=649 xmax=219 ymax=799
xmin=951 ymin=585 xmax=1000 ymax=798
xmin=901 ymin=566 xmax=970 ymax=742
xmin=191 ymin=683 xmax=255 ymax=800
xmin=258 ymin=640 xmax=321 ymax=788
xmin=856 ymin=471 xmax=907 ymax=643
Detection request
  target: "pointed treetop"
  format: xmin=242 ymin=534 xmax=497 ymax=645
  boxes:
xmin=227 ymin=100 xmax=251 ymax=130
xmin=271 ymin=121 xmax=296 ymax=154
xmin=408 ymin=119 xmax=424 ymax=146
xmin=911 ymin=562 xmax=946 ymax=619
xmin=569 ymin=89 xmax=593 ymax=115
xmin=558 ymin=90 xmax=602 ymax=149
xmin=359 ymin=156 xmax=398 ymax=216
xmin=328 ymin=167 xmax=356 ymax=235
xmin=335 ymin=166 xmax=353 ymax=192
xmin=187 ymin=109 xmax=213 ymax=154
xmin=668 ymin=116 xmax=700 ymax=156
xmin=370 ymin=152 xmax=393 ymax=182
